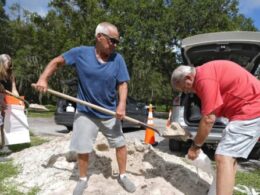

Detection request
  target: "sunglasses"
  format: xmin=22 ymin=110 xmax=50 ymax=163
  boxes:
xmin=101 ymin=33 xmax=120 ymax=45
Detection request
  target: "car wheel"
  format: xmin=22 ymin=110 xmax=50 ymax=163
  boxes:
xmin=66 ymin=126 xmax=73 ymax=131
xmin=169 ymin=139 xmax=182 ymax=152
xmin=248 ymin=147 xmax=260 ymax=160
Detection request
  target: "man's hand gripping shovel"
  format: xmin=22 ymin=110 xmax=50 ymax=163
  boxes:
xmin=31 ymin=83 xmax=191 ymax=139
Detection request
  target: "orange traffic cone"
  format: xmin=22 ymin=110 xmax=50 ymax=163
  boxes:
xmin=144 ymin=104 xmax=157 ymax=146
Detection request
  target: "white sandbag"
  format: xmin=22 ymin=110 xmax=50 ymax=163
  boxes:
xmin=207 ymin=176 xmax=216 ymax=195
xmin=185 ymin=149 xmax=213 ymax=173
xmin=4 ymin=104 xmax=30 ymax=145
xmin=185 ymin=150 xmax=216 ymax=195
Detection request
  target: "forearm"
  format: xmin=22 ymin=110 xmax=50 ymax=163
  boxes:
xmin=193 ymin=113 xmax=216 ymax=146
xmin=117 ymin=82 xmax=128 ymax=109
xmin=11 ymin=76 xmax=19 ymax=96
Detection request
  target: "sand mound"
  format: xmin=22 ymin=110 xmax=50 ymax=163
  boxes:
xmin=8 ymin=133 xmax=213 ymax=195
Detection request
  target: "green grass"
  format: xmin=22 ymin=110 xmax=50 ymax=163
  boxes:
xmin=0 ymin=161 xmax=19 ymax=180
xmin=0 ymin=161 xmax=40 ymax=195
xmin=7 ymin=134 xmax=47 ymax=153
xmin=27 ymin=110 xmax=54 ymax=118
xmin=27 ymin=104 xmax=55 ymax=118
xmin=234 ymin=169 xmax=260 ymax=195
xmin=0 ymin=132 xmax=48 ymax=155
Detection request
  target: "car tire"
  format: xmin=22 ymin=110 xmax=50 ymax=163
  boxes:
xmin=169 ymin=139 xmax=182 ymax=152
xmin=248 ymin=147 xmax=260 ymax=160
xmin=66 ymin=126 xmax=73 ymax=131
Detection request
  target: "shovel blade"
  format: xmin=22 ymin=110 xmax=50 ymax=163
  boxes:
xmin=162 ymin=122 xmax=192 ymax=141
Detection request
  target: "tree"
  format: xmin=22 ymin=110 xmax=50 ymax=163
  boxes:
xmin=5 ymin=0 xmax=257 ymax=106
xmin=0 ymin=0 xmax=13 ymax=54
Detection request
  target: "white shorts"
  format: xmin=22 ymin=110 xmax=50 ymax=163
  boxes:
xmin=69 ymin=111 xmax=125 ymax=153
xmin=216 ymin=117 xmax=260 ymax=159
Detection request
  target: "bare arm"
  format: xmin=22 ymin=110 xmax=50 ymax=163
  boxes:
xmin=11 ymin=75 xmax=19 ymax=96
xmin=35 ymin=56 xmax=65 ymax=92
xmin=188 ymin=113 xmax=216 ymax=160
xmin=116 ymin=82 xmax=128 ymax=120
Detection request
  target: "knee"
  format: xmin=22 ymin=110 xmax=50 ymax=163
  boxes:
xmin=116 ymin=145 xmax=126 ymax=151
xmin=215 ymin=154 xmax=235 ymax=167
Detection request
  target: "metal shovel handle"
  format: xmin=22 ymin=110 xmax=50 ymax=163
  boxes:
xmin=31 ymin=83 xmax=162 ymax=136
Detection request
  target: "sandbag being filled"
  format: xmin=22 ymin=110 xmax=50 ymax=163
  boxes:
xmin=4 ymin=104 xmax=30 ymax=145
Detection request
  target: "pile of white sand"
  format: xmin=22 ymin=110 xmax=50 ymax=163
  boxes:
xmin=8 ymin=133 xmax=213 ymax=195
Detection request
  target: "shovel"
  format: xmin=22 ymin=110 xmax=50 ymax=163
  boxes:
xmin=31 ymin=83 xmax=191 ymax=139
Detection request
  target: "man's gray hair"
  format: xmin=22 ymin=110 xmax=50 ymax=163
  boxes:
xmin=95 ymin=22 xmax=118 ymax=36
xmin=171 ymin=65 xmax=195 ymax=88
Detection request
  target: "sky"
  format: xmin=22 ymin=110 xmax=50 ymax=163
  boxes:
xmin=3 ymin=0 xmax=260 ymax=30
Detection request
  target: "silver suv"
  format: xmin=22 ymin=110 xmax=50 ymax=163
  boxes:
xmin=169 ymin=31 xmax=260 ymax=160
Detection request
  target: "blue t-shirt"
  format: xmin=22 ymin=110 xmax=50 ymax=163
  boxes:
xmin=62 ymin=46 xmax=130 ymax=119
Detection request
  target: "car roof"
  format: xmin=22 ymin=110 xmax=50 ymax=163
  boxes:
xmin=182 ymin=31 xmax=260 ymax=49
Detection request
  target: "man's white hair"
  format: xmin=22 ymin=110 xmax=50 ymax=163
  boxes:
xmin=171 ymin=65 xmax=195 ymax=88
xmin=95 ymin=22 xmax=117 ymax=36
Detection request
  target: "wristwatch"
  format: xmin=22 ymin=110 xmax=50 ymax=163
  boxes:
xmin=191 ymin=140 xmax=203 ymax=149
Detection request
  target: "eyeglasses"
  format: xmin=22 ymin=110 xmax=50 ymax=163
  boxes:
xmin=101 ymin=33 xmax=120 ymax=45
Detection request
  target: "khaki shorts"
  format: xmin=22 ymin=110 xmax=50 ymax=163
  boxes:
xmin=69 ymin=111 xmax=125 ymax=153
xmin=216 ymin=117 xmax=260 ymax=159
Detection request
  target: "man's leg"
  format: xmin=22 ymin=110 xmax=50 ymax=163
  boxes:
xmin=102 ymin=118 xmax=136 ymax=193
xmin=73 ymin=153 xmax=89 ymax=195
xmin=116 ymin=145 xmax=127 ymax=174
xmin=71 ymin=113 xmax=99 ymax=195
xmin=78 ymin=153 xmax=89 ymax=177
xmin=215 ymin=154 xmax=237 ymax=195
xmin=116 ymin=145 xmax=136 ymax=193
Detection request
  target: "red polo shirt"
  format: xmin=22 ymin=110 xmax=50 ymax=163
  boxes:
xmin=194 ymin=60 xmax=260 ymax=121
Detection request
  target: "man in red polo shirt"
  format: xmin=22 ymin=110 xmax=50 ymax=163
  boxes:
xmin=171 ymin=60 xmax=260 ymax=195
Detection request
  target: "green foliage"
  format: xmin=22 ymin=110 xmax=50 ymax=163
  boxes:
xmin=3 ymin=0 xmax=258 ymax=106
xmin=0 ymin=1 xmax=13 ymax=54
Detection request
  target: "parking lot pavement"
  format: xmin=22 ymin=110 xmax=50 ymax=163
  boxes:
xmin=28 ymin=116 xmax=168 ymax=138
xmin=28 ymin=116 xmax=69 ymax=136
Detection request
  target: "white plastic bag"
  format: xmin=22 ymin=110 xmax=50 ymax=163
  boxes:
xmin=185 ymin=149 xmax=213 ymax=173
xmin=4 ymin=104 xmax=30 ymax=145
xmin=185 ymin=150 xmax=216 ymax=195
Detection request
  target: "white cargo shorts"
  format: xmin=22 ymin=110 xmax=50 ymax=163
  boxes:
xmin=216 ymin=117 xmax=260 ymax=159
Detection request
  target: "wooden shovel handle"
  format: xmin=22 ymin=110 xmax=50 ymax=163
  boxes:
xmin=31 ymin=83 xmax=162 ymax=136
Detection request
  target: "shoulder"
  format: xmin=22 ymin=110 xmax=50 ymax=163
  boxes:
xmin=63 ymin=46 xmax=94 ymax=57
xmin=113 ymin=52 xmax=125 ymax=62
xmin=70 ymin=45 xmax=93 ymax=52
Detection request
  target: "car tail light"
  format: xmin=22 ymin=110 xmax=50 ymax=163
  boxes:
xmin=172 ymin=94 xmax=181 ymax=106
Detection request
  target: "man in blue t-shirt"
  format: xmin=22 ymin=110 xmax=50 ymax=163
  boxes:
xmin=34 ymin=22 xmax=136 ymax=194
